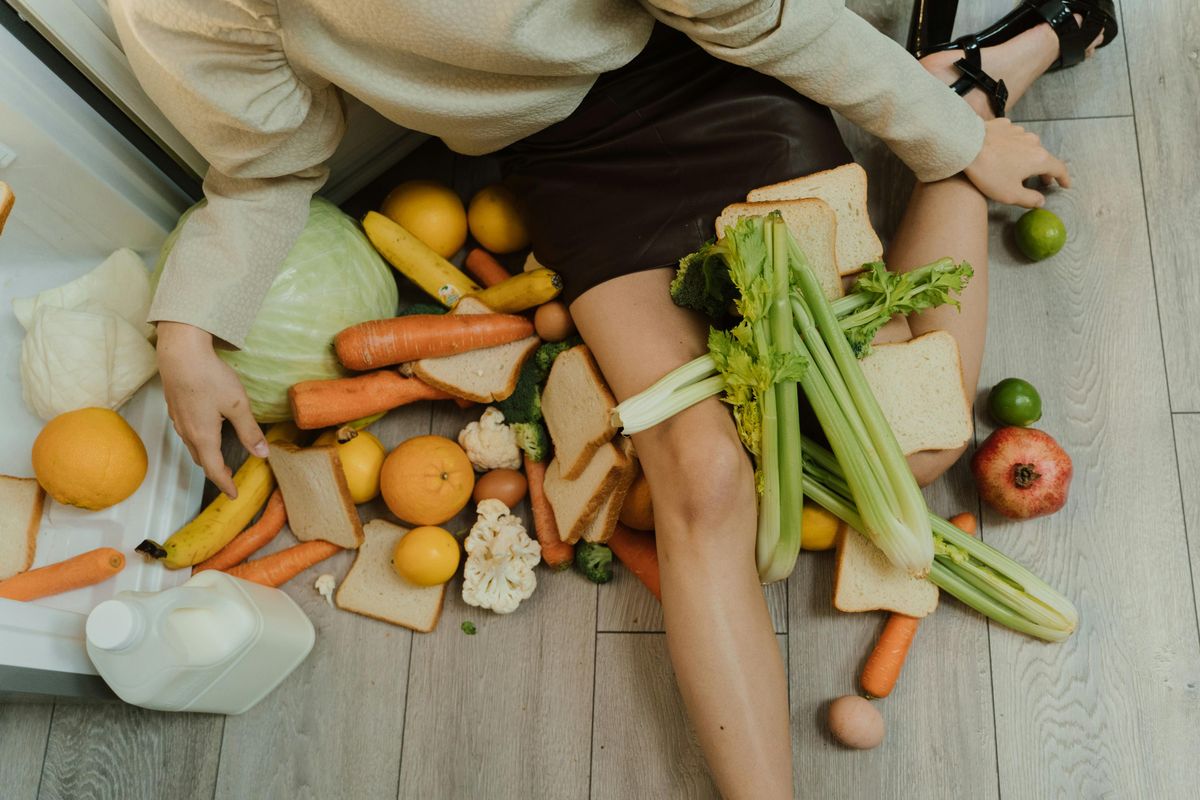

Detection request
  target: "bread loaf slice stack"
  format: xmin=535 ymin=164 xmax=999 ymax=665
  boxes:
xmin=746 ymin=162 xmax=883 ymax=276
xmin=715 ymin=197 xmax=843 ymax=302
xmin=540 ymin=345 xmax=638 ymax=543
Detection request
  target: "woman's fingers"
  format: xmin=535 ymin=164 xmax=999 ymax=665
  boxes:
xmin=1012 ymin=186 xmax=1047 ymax=209
xmin=1040 ymin=152 xmax=1071 ymax=189
xmin=193 ymin=426 xmax=239 ymax=498
xmin=224 ymin=395 xmax=269 ymax=459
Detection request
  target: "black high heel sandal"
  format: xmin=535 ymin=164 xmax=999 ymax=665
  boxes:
xmin=908 ymin=0 xmax=1119 ymax=118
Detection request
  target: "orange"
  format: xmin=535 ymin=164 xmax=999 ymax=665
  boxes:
xmin=380 ymin=180 xmax=468 ymax=258
xmin=32 ymin=407 xmax=147 ymax=511
xmin=800 ymin=503 xmax=839 ymax=551
xmin=619 ymin=470 xmax=654 ymax=531
xmin=393 ymin=526 xmax=460 ymax=586
xmin=467 ymin=184 xmax=530 ymax=254
xmin=380 ymin=435 xmax=474 ymax=525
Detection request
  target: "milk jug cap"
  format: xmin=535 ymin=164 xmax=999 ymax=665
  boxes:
xmin=87 ymin=599 xmax=144 ymax=651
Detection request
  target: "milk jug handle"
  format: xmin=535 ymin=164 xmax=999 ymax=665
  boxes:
xmin=151 ymin=587 xmax=237 ymax=618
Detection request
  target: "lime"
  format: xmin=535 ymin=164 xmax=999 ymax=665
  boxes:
xmin=987 ymin=378 xmax=1043 ymax=427
xmin=1014 ymin=209 xmax=1067 ymax=261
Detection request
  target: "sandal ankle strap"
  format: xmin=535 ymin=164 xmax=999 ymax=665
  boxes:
xmin=949 ymin=36 xmax=1009 ymax=118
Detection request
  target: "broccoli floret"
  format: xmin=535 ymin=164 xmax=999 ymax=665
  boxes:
xmin=534 ymin=336 xmax=583 ymax=378
xmin=669 ymin=242 xmax=736 ymax=319
xmin=396 ymin=302 xmax=448 ymax=316
xmin=512 ymin=421 xmax=550 ymax=462
xmin=575 ymin=541 xmax=613 ymax=584
xmin=494 ymin=359 xmax=543 ymax=424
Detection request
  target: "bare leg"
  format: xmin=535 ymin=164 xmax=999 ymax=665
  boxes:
xmin=571 ymin=269 xmax=792 ymax=800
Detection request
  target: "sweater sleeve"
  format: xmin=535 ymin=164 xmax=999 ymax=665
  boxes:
xmin=641 ymin=0 xmax=985 ymax=182
xmin=110 ymin=0 xmax=345 ymax=348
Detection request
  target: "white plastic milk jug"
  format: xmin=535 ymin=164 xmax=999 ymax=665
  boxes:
xmin=85 ymin=570 xmax=315 ymax=714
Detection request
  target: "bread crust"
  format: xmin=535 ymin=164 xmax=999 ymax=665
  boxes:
xmin=0 ymin=182 xmax=13 ymax=236
xmin=412 ymin=336 xmax=539 ymax=403
xmin=543 ymin=345 xmax=618 ymax=480
xmin=582 ymin=440 xmax=638 ymax=544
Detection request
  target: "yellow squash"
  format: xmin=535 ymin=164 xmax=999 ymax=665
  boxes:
xmin=468 ymin=268 xmax=562 ymax=313
xmin=136 ymin=423 xmax=302 ymax=569
xmin=362 ymin=211 xmax=479 ymax=307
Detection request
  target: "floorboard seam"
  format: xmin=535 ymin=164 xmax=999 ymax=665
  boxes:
xmin=587 ymin=587 xmax=600 ymax=800
xmin=210 ymin=715 xmax=227 ymax=800
xmin=1115 ymin=3 xmax=1178 ymax=414
xmin=1013 ymin=112 xmax=1133 ymax=124
xmin=33 ymin=702 xmax=56 ymax=800
xmin=1113 ymin=2 xmax=1200 ymax=646
xmin=393 ymin=633 xmax=416 ymax=800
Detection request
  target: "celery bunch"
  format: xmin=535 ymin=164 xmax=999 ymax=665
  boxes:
xmin=614 ymin=213 xmax=972 ymax=581
xmin=799 ymin=437 xmax=1077 ymax=641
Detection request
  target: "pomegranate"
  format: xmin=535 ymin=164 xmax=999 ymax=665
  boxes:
xmin=971 ymin=427 xmax=1073 ymax=519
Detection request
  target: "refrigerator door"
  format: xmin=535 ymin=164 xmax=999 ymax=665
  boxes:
xmin=6 ymin=0 xmax=425 ymax=201
xmin=0 ymin=17 xmax=204 ymax=691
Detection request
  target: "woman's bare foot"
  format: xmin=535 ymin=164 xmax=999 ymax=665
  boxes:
xmin=920 ymin=16 xmax=1105 ymax=119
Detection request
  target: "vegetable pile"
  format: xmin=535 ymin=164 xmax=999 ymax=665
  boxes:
xmin=612 ymin=211 xmax=1077 ymax=642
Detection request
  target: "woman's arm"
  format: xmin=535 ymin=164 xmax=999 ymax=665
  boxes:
xmin=643 ymin=0 xmax=1044 ymax=195
xmin=111 ymin=0 xmax=344 ymax=495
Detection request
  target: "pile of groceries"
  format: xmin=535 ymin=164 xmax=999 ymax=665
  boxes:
xmin=0 ymin=170 xmax=1076 ymax=744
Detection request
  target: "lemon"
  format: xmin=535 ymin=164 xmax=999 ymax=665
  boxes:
xmin=1014 ymin=208 xmax=1067 ymax=262
xmin=380 ymin=180 xmax=468 ymax=258
xmin=314 ymin=428 xmax=386 ymax=504
xmin=467 ymin=184 xmax=530 ymax=254
xmin=800 ymin=503 xmax=840 ymax=551
xmin=32 ymin=407 xmax=148 ymax=511
xmin=393 ymin=526 xmax=460 ymax=586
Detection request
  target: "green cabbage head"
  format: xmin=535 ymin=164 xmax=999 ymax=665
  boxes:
xmin=156 ymin=197 xmax=398 ymax=421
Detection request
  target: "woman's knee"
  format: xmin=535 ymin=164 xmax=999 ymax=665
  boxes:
xmin=634 ymin=408 xmax=756 ymax=540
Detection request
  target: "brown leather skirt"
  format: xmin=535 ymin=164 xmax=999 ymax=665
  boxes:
xmin=499 ymin=25 xmax=853 ymax=306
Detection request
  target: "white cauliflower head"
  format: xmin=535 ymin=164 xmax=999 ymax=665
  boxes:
xmin=458 ymin=407 xmax=522 ymax=471
xmin=461 ymin=499 xmax=542 ymax=614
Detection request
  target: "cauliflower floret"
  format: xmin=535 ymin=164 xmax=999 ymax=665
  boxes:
xmin=461 ymin=499 xmax=542 ymax=614
xmin=458 ymin=407 xmax=522 ymax=471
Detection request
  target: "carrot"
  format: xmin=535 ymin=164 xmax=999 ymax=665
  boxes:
xmin=609 ymin=523 xmax=661 ymax=600
xmin=464 ymin=248 xmax=511 ymax=287
xmin=0 ymin=547 xmax=125 ymax=602
xmin=224 ymin=540 xmax=341 ymax=587
xmin=334 ymin=313 xmax=534 ymax=371
xmin=524 ymin=454 xmax=573 ymax=570
xmin=194 ymin=490 xmax=287 ymax=572
xmin=290 ymin=371 xmax=454 ymax=429
xmin=859 ymin=510 xmax=978 ymax=697
xmin=453 ymin=397 xmax=476 ymax=410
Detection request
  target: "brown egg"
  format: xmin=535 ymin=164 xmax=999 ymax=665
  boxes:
xmin=827 ymin=695 xmax=885 ymax=750
xmin=534 ymin=301 xmax=576 ymax=342
xmin=473 ymin=468 xmax=527 ymax=508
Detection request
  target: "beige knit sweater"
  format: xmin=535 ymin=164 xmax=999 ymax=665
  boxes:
xmin=110 ymin=0 xmax=985 ymax=347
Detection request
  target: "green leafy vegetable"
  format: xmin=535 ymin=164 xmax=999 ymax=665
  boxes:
xmin=460 ymin=621 xmax=477 ymax=635
xmin=155 ymin=198 xmax=399 ymax=421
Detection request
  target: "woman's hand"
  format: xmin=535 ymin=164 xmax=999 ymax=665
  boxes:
xmin=156 ymin=322 xmax=268 ymax=498
xmin=964 ymin=118 xmax=1071 ymax=208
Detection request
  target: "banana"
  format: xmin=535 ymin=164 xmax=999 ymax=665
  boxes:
xmin=137 ymin=423 xmax=301 ymax=569
xmin=362 ymin=211 xmax=479 ymax=307
xmin=468 ymin=267 xmax=562 ymax=313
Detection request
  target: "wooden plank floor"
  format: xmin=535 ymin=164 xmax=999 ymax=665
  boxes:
xmin=4 ymin=3 xmax=1200 ymax=798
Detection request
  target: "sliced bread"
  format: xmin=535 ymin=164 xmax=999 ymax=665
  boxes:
xmin=859 ymin=330 xmax=972 ymax=456
xmin=541 ymin=344 xmax=617 ymax=480
xmin=268 ymin=442 xmax=364 ymax=549
xmin=833 ymin=523 xmax=939 ymax=618
xmin=0 ymin=476 xmax=45 ymax=581
xmin=0 ymin=181 xmax=13 ymax=236
xmin=412 ymin=297 xmax=540 ymax=403
xmin=543 ymin=441 xmax=630 ymax=544
xmin=581 ymin=438 xmax=638 ymax=544
xmin=715 ymin=198 xmax=843 ymax=301
xmin=335 ymin=519 xmax=445 ymax=632
xmin=746 ymin=163 xmax=883 ymax=275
